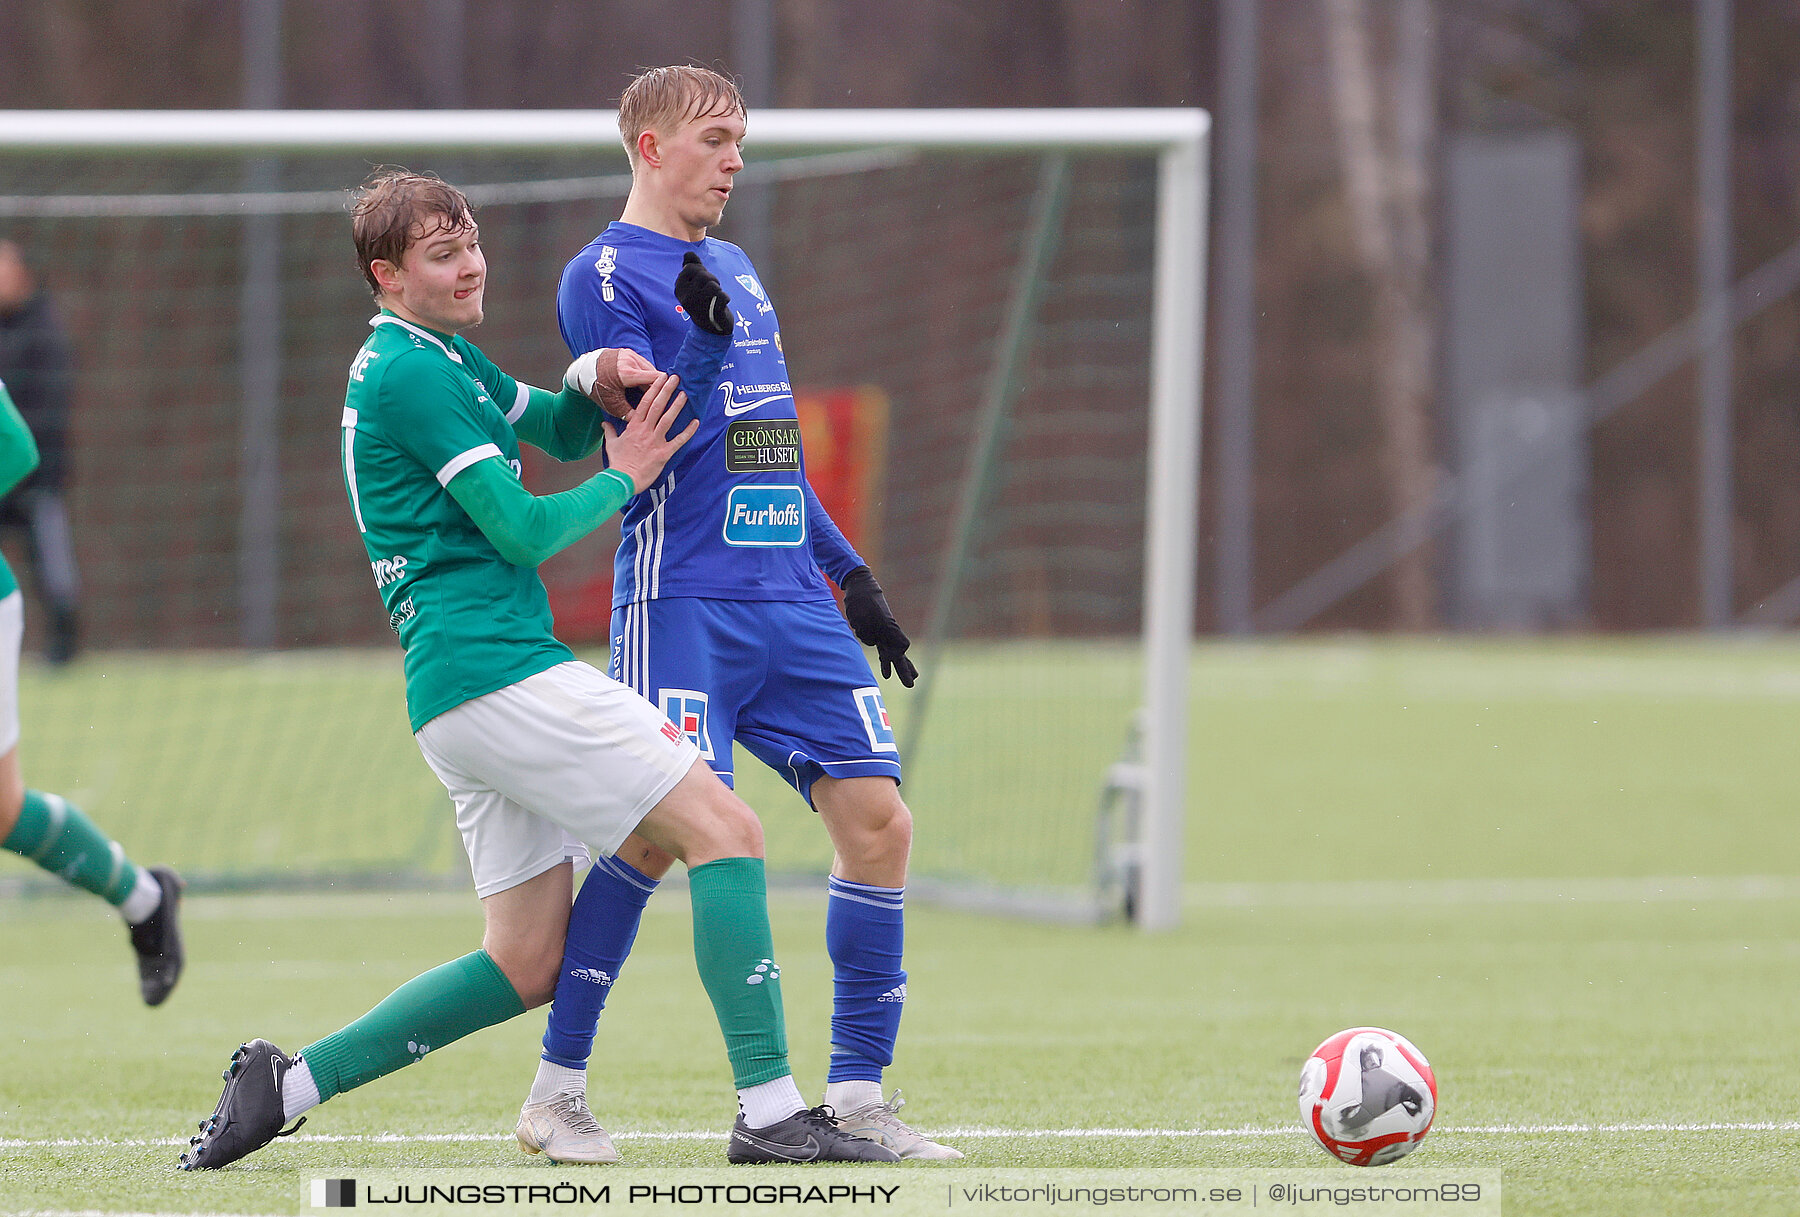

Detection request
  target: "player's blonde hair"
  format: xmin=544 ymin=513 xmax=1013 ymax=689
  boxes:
xmin=618 ymin=65 xmax=746 ymax=170
xmin=350 ymin=168 xmax=476 ymax=299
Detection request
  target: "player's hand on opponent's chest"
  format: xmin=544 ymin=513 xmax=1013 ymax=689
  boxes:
xmin=601 ymin=370 xmax=698 ymax=493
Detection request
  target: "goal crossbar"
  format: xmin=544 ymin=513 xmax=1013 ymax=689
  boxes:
xmin=0 ymin=108 xmax=1205 ymax=154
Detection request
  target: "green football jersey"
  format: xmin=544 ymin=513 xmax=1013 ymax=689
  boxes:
xmin=0 ymin=379 xmax=42 ymax=601
xmin=340 ymin=311 xmax=572 ymax=731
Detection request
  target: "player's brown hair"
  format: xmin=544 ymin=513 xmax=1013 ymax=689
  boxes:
xmin=618 ymin=65 xmax=746 ymax=169
xmin=350 ymin=168 xmax=476 ymax=299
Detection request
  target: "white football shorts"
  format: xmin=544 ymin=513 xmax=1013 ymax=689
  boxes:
xmin=414 ymin=659 xmax=700 ymax=898
xmin=0 ymin=591 xmax=19 ymax=754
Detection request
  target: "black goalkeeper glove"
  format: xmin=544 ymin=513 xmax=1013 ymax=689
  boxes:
xmin=674 ymin=251 xmax=733 ymax=336
xmin=841 ymin=565 xmax=918 ymax=687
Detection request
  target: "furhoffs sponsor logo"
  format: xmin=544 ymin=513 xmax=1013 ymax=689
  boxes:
xmin=721 ymin=486 xmax=806 ymax=547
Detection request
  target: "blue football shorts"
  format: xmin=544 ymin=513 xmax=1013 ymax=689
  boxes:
xmin=609 ymin=595 xmax=903 ymax=803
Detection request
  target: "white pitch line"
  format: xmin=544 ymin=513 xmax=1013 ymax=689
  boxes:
xmin=1184 ymin=874 xmax=1800 ymax=908
xmin=1447 ymin=1122 xmax=1800 ymax=1135
xmin=8 ymin=1212 xmax=269 ymax=1217
xmin=5 ymin=1122 xmax=1796 ymax=1150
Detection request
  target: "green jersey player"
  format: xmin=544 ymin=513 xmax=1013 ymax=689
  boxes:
xmin=177 ymin=169 xmax=895 ymax=1169
xmin=0 ymin=378 xmax=184 ymax=1004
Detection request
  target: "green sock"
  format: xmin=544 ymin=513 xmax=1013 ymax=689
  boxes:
xmin=689 ymin=857 xmax=791 ymax=1088
xmin=298 ymin=949 xmax=524 ymax=1103
xmin=2 ymin=790 xmax=141 ymax=905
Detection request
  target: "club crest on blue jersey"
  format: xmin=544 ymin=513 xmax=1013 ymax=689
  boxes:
xmin=660 ymin=688 xmax=715 ymax=760
xmin=853 ymin=686 xmax=899 ymax=754
xmin=734 ymin=274 xmax=766 ymax=301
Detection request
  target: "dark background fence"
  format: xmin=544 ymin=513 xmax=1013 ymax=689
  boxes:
xmin=4 ymin=0 xmax=1800 ymax=640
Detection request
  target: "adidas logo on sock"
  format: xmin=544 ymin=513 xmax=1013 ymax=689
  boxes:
xmin=877 ymin=983 xmax=907 ymax=1003
xmin=569 ymin=967 xmax=615 ymax=987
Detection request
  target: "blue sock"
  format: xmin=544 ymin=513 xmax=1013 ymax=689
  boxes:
xmin=825 ymin=876 xmax=907 ymax=1083
xmin=541 ymin=855 xmax=658 ymax=1069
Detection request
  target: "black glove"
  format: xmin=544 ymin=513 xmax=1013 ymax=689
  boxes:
xmin=674 ymin=251 xmax=733 ymax=336
xmin=841 ymin=566 xmax=917 ymax=687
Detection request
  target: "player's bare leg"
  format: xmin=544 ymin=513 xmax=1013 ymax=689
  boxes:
xmin=811 ymin=776 xmax=960 ymax=1160
xmin=616 ymin=834 xmax=677 ymax=877
xmin=814 ymin=775 xmax=910 ymax=888
xmin=481 ymin=861 xmax=574 ymax=1008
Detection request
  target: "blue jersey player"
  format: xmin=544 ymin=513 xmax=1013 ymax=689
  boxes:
xmin=513 ymin=66 xmax=959 ymax=1163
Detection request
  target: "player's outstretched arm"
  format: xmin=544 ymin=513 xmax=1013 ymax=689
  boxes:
xmin=448 ymin=373 xmax=695 ymax=567
xmin=841 ymin=566 xmax=918 ymax=688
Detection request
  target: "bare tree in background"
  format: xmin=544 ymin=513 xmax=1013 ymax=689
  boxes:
xmin=1323 ymin=0 xmax=1440 ymax=628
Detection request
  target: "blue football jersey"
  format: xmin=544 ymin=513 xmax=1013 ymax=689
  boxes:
xmin=558 ymin=222 xmax=865 ymax=607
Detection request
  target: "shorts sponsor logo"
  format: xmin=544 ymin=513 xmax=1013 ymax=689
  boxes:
xmin=660 ymin=720 xmax=682 ymax=746
xmin=725 ymin=419 xmax=802 ymax=472
xmin=854 ymin=686 xmax=899 ymax=754
xmin=660 ymin=689 xmax=715 ymax=760
xmin=388 ymin=597 xmax=415 ymax=633
xmin=722 ymin=486 xmax=806 ymax=547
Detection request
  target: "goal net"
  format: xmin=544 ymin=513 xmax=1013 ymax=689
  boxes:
xmin=0 ymin=110 xmax=1204 ymax=924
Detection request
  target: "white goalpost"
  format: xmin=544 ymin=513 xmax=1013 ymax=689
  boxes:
xmin=0 ymin=108 xmax=1207 ymax=928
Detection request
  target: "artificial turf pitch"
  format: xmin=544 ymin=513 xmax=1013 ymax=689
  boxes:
xmin=3 ymin=638 xmax=1799 ymax=1215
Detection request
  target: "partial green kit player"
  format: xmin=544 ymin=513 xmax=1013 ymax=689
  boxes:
xmin=0 ymin=376 xmax=184 ymax=1005
xmin=177 ymin=169 xmax=896 ymax=1169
